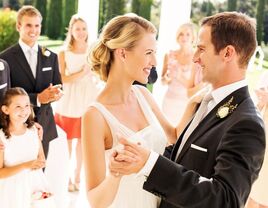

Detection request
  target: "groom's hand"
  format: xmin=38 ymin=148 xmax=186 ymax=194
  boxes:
xmin=109 ymin=137 xmax=150 ymax=175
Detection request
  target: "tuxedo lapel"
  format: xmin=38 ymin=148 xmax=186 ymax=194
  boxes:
xmin=175 ymin=86 xmax=250 ymax=162
xmin=35 ymin=46 xmax=43 ymax=90
xmin=13 ymin=44 xmax=35 ymax=86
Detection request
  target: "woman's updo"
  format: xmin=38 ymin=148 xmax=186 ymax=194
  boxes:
xmin=89 ymin=13 xmax=157 ymax=81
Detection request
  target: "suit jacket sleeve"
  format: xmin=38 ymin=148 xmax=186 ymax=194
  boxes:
xmin=143 ymin=118 xmax=265 ymax=208
xmin=29 ymin=52 xmax=62 ymax=106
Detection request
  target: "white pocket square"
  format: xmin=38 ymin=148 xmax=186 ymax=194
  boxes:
xmin=0 ymin=83 xmax=7 ymax=90
xmin=42 ymin=67 xmax=52 ymax=71
xmin=190 ymin=144 xmax=207 ymax=152
xmin=0 ymin=62 xmax=5 ymax=71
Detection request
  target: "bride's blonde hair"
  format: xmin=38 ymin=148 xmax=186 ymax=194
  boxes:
xmin=89 ymin=13 xmax=157 ymax=81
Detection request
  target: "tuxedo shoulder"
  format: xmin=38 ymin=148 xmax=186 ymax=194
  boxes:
xmin=0 ymin=58 xmax=8 ymax=64
xmin=0 ymin=44 xmax=18 ymax=57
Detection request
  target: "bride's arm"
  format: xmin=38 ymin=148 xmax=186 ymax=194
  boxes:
xmin=137 ymin=86 xmax=204 ymax=144
xmin=82 ymin=107 xmax=121 ymax=208
xmin=136 ymin=86 xmax=177 ymax=143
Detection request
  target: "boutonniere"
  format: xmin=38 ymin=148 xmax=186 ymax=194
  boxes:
xmin=216 ymin=96 xmax=238 ymax=119
xmin=41 ymin=47 xmax=51 ymax=57
xmin=0 ymin=62 xmax=5 ymax=71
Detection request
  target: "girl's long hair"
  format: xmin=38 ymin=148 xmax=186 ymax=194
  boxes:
xmin=0 ymin=87 xmax=35 ymax=139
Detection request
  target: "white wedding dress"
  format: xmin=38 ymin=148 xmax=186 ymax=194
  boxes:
xmin=91 ymin=85 xmax=167 ymax=208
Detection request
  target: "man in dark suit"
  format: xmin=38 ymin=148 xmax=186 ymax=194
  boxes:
xmin=110 ymin=12 xmax=266 ymax=207
xmin=0 ymin=6 xmax=62 ymax=158
xmin=0 ymin=59 xmax=10 ymax=102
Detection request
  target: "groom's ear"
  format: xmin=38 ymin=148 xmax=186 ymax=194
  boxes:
xmin=221 ymin=45 xmax=235 ymax=62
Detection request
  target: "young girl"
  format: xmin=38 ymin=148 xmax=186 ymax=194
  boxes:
xmin=0 ymin=87 xmax=47 ymax=208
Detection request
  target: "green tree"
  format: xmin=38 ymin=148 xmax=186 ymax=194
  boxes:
xmin=264 ymin=13 xmax=268 ymax=45
xmin=256 ymin=0 xmax=265 ymax=45
xmin=63 ymin=0 xmax=78 ymax=38
xmin=227 ymin=0 xmax=237 ymax=11
xmin=35 ymin=0 xmax=47 ymax=35
xmin=46 ymin=0 xmax=63 ymax=39
xmin=0 ymin=9 xmax=19 ymax=51
xmin=237 ymin=0 xmax=257 ymax=17
xmin=24 ymin=0 xmax=34 ymax=5
xmin=105 ymin=0 xmax=126 ymax=25
xmin=131 ymin=0 xmax=140 ymax=14
xmin=201 ymin=0 xmax=215 ymax=16
xmin=9 ymin=0 xmax=20 ymax=10
xmin=98 ymin=0 xmax=126 ymax=33
xmin=131 ymin=0 xmax=153 ymax=20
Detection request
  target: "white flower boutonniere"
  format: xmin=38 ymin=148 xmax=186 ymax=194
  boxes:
xmin=0 ymin=62 xmax=5 ymax=71
xmin=216 ymin=96 xmax=238 ymax=119
xmin=41 ymin=47 xmax=51 ymax=57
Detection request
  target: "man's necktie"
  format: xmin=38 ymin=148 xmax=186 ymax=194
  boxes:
xmin=28 ymin=49 xmax=37 ymax=78
xmin=175 ymin=92 xmax=213 ymax=160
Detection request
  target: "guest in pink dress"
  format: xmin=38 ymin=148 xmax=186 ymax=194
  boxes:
xmin=161 ymin=23 xmax=206 ymax=125
xmin=247 ymin=71 xmax=268 ymax=208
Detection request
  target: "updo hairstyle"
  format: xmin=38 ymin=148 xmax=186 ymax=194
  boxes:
xmin=89 ymin=13 xmax=157 ymax=81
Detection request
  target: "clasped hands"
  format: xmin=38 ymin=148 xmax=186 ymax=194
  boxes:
xmin=38 ymin=83 xmax=63 ymax=104
xmin=109 ymin=137 xmax=150 ymax=177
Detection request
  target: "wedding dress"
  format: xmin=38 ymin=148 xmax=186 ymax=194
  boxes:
xmin=91 ymin=85 xmax=167 ymax=208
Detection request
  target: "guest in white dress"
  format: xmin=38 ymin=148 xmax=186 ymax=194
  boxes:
xmin=82 ymin=14 xmax=204 ymax=208
xmin=0 ymin=87 xmax=47 ymax=208
xmin=54 ymin=14 xmax=100 ymax=192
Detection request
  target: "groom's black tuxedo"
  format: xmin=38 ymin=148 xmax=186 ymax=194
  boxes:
xmin=0 ymin=44 xmax=62 ymax=157
xmin=143 ymin=86 xmax=265 ymax=208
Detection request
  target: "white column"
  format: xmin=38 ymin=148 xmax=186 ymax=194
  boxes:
xmin=153 ymin=0 xmax=192 ymax=104
xmin=78 ymin=0 xmax=99 ymax=43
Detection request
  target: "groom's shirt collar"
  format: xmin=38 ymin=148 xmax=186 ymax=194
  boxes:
xmin=211 ymin=79 xmax=247 ymax=106
xmin=19 ymin=39 xmax=38 ymax=54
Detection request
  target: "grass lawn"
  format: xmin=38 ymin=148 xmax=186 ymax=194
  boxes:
xmin=38 ymin=36 xmax=64 ymax=54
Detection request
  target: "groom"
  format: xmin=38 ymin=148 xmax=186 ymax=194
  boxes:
xmin=110 ymin=12 xmax=266 ymax=208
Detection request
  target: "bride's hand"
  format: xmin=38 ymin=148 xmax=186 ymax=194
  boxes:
xmin=189 ymin=85 xmax=211 ymax=104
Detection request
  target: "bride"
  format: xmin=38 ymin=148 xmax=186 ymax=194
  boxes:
xmin=82 ymin=13 xmax=204 ymax=208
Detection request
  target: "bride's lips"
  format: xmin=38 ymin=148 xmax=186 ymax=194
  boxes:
xmin=143 ymin=68 xmax=151 ymax=76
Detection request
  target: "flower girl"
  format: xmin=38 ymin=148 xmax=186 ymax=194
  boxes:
xmin=0 ymin=87 xmax=52 ymax=208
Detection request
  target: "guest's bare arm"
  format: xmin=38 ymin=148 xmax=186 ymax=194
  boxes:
xmin=82 ymin=107 xmax=122 ymax=208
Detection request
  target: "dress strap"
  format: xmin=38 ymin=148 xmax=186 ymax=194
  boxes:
xmin=131 ymin=86 xmax=162 ymax=128
xmin=90 ymin=102 xmax=133 ymax=145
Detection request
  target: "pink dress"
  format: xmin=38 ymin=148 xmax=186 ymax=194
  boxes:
xmin=250 ymin=71 xmax=268 ymax=205
xmin=162 ymin=50 xmax=192 ymax=125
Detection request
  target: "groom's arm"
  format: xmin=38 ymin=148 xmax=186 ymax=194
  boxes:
xmin=143 ymin=118 xmax=265 ymax=208
xmin=111 ymin=117 xmax=265 ymax=208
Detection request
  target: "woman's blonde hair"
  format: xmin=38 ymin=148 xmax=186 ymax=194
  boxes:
xmin=89 ymin=13 xmax=157 ymax=81
xmin=176 ymin=22 xmax=196 ymax=44
xmin=65 ymin=14 xmax=88 ymax=50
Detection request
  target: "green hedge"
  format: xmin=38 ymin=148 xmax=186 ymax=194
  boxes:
xmin=0 ymin=9 xmax=19 ymax=52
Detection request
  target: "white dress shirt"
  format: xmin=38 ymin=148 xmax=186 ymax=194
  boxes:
xmin=138 ymin=79 xmax=248 ymax=178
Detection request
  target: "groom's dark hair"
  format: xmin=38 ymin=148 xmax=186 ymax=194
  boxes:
xmin=201 ymin=12 xmax=256 ymax=68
